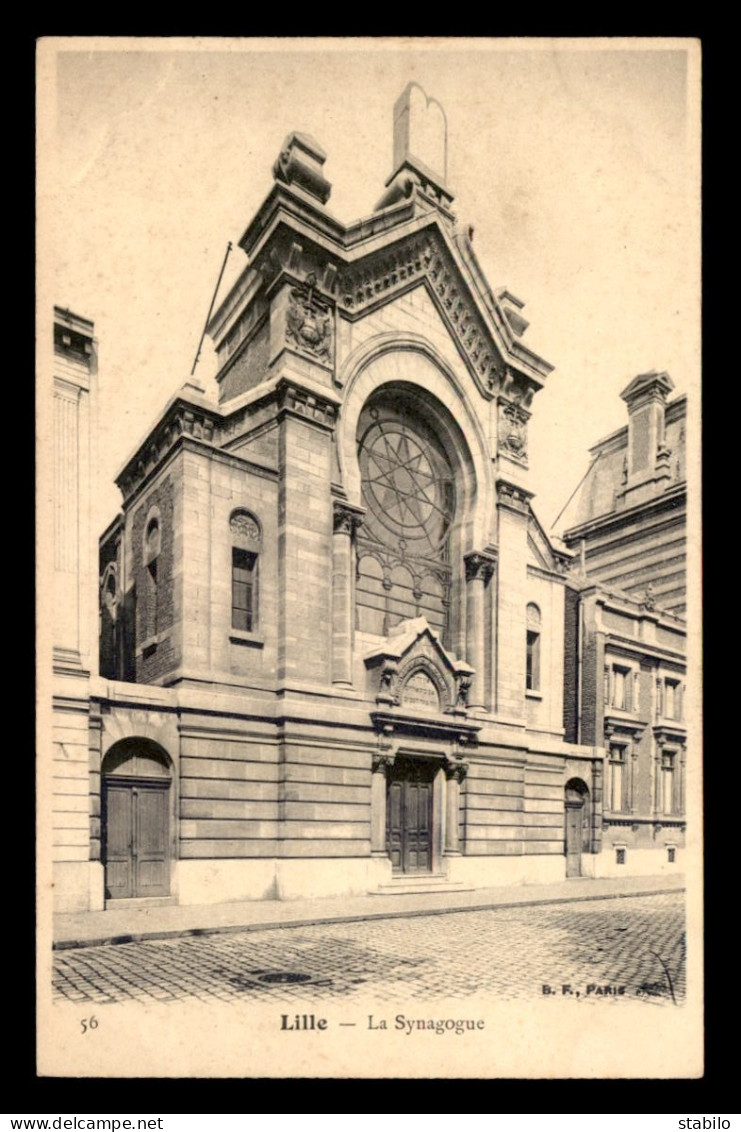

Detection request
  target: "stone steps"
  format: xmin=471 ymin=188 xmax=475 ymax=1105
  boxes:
xmin=372 ymin=877 xmax=474 ymax=896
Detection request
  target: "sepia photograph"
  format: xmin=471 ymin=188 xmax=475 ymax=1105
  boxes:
xmin=36 ymin=36 xmax=702 ymax=1079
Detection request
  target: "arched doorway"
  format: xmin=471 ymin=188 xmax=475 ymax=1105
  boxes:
xmin=101 ymin=739 xmax=172 ymax=900
xmin=564 ymin=778 xmax=590 ymax=878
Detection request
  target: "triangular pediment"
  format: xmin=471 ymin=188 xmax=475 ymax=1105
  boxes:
xmin=364 ymin=616 xmax=473 ymax=714
xmin=337 ymin=225 xmax=553 ymax=403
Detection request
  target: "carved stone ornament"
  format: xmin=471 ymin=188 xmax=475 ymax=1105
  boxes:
xmin=639 ymin=583 xmax=656 ymax=611
xmin=336 ymin=234 xmax=545 ymax=403
xmin=333 ymin=503 xmax=364 ymax=537
xmin=455 ymin=672 xmax=473 ymax=709
xmin=498 ymin=400 xmax=529 ymax=459
xmin=464 ymin=552 xmax=496 ymax=584
xmin=230 ymin=512 xmax=261 ymax=543
xmin=445 ymin=758 xmax=469 ymax=783
xmin=372 ymin=751 xmax=396 ymax=773
xmin=286 ymin=274 xmax=333 ymax=363
xmin=376 ymin=659 xmax=400 ymax=706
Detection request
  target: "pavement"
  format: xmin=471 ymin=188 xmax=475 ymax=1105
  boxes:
xmin=53 ymin=871 xmax=684 ymax=950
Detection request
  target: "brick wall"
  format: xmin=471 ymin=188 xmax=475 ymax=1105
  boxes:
xmin=132 ymin=475 xmax=176 ymax=682
xmin=563 ymin=587 xmax=580 ymax=743
xmin=218 ymin=318 xmax=271 ymax=403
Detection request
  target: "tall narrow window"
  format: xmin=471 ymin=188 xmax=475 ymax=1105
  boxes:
xmin=608 ymin=743 xmax=627 ymax=812
xmin=611 ymin=665 xmax=633 ymax=711
xmin=143 ymin=515 xmax=161 ymax=642
xmin=661 ymin=750 xmax=676 ymax=814
xmin=230 ymin=510 xmax=261 ymax=634
xmin=526 ymin=603 xmax=541 ymax=692
xmin=232 ymin=549 xmax=257 ymax=632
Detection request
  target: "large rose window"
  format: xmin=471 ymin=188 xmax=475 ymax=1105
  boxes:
xmin=356 ymin=394 xmax=456 ymax=643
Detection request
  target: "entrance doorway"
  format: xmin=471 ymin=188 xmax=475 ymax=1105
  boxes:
xmin=564 ymin=778 xmax=590 ymax=878
xmin=102 ymin=740 xmax=172 ymax=900
xmin=386 ymin=756 xmax=435 ymax=873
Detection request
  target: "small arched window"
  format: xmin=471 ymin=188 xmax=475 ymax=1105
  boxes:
xmin=142 ymin=507 xmax=162 ymax=641
xmin=526 ymin=602 xmax=541 ymax=692
xmin=230 ymin=510 xmax=261 ymax=633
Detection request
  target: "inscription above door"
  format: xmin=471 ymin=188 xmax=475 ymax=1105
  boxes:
xmin=402 ymin=670 xmax=441 ymax=711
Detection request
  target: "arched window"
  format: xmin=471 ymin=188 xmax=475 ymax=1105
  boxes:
xmin=526 ymin=602 xmax=541 ymax=691
xmin=142 ymin=509 xmax=161 ymax=641
xmin=230 ymin=510 xmax=261 ymax=633
xmin=356 ymin=389 xmax=456 ymax=645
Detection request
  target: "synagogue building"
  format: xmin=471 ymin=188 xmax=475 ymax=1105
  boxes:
xmin=50 ymin=85 xmax=687 ymax=915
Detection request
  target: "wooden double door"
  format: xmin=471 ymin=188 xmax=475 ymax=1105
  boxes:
xmin=103 ymin=777 xmax=171 ymax=899
xmin=386 ymin=756 xmax=435 ymax=874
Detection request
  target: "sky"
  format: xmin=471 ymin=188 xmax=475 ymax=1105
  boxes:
xmin=39 ymin=37 xmax=701 ymax=539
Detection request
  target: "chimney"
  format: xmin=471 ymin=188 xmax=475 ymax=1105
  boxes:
xmin=618 ymin=370 xmax=674 ymax=506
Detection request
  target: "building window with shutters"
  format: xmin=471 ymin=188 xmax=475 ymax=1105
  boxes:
xmin=230 ymin=510 xmax=261 ymax=636
xmin=526 ymin=603 xmax=541 ymax=692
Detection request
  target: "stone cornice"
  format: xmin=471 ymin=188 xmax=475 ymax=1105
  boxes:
xmin=604 ymin=714 xmax=647 ymax=739
xmin=652 ymin=722 xmax=687 ymax=745
xmin=562 ymin=481 xmax=686 ymax=543
xmin=275 ymin=377 xmax=339 ymax=431
xmin=496 ymin=478 xmax=534 ymax=514
xmin=370 ymin=709 xmax=482 ymax=744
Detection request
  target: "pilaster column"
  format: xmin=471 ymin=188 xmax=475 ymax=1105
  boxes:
xmin=371 ymin=750 xmax=394 ymax=855
xmin=444 ymin=759 xmax=468 ymax=854
xmin=331 ymin=502 xmax=364 ymax=685
xmin=464 ymin=551 xmax=495 ymax=711
xmin=591 ymin=757 xmax=603 ymax=853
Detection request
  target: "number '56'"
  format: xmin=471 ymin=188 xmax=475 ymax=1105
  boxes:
xmin=80 ymin=1016 xmax=98 ymax=1033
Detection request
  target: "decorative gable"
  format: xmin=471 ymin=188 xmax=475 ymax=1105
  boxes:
xmin=364 ymin=616 xmax=474 ymax=714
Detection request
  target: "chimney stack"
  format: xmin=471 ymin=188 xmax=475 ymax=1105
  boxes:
xmin=618 ymin=370 xmax=674 ymax=506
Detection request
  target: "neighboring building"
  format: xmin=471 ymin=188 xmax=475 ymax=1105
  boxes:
xmin=559 ymin=373 xmax=687 ymax=875
xmin=559 ymin=372 xmax=686 ymax=616
xmin=51 ymin=307 xmax=100 ymax=912
xmin=52 ymin=86 xmax=687 ymax=919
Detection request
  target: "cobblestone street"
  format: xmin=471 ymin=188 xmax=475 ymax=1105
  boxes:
xmin=53 ymin=892 xmax=685 ymax=1008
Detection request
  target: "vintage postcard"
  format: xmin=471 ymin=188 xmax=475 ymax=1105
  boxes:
xmin=36 ymin=36 xmax=702 ymax=1079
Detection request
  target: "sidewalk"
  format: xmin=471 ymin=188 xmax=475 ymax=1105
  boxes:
xmin=53 ymin=872 xmax=684 ymax=949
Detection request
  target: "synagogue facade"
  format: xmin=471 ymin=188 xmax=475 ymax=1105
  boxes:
xmin=50 ymin=86 xmax=686 ymax=916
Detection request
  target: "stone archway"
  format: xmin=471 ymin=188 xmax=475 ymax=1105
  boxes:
xmin=564 ymin=777 xmax=590 ymax=879
xmin=101 ymin=738 xmax=173 ymax=900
